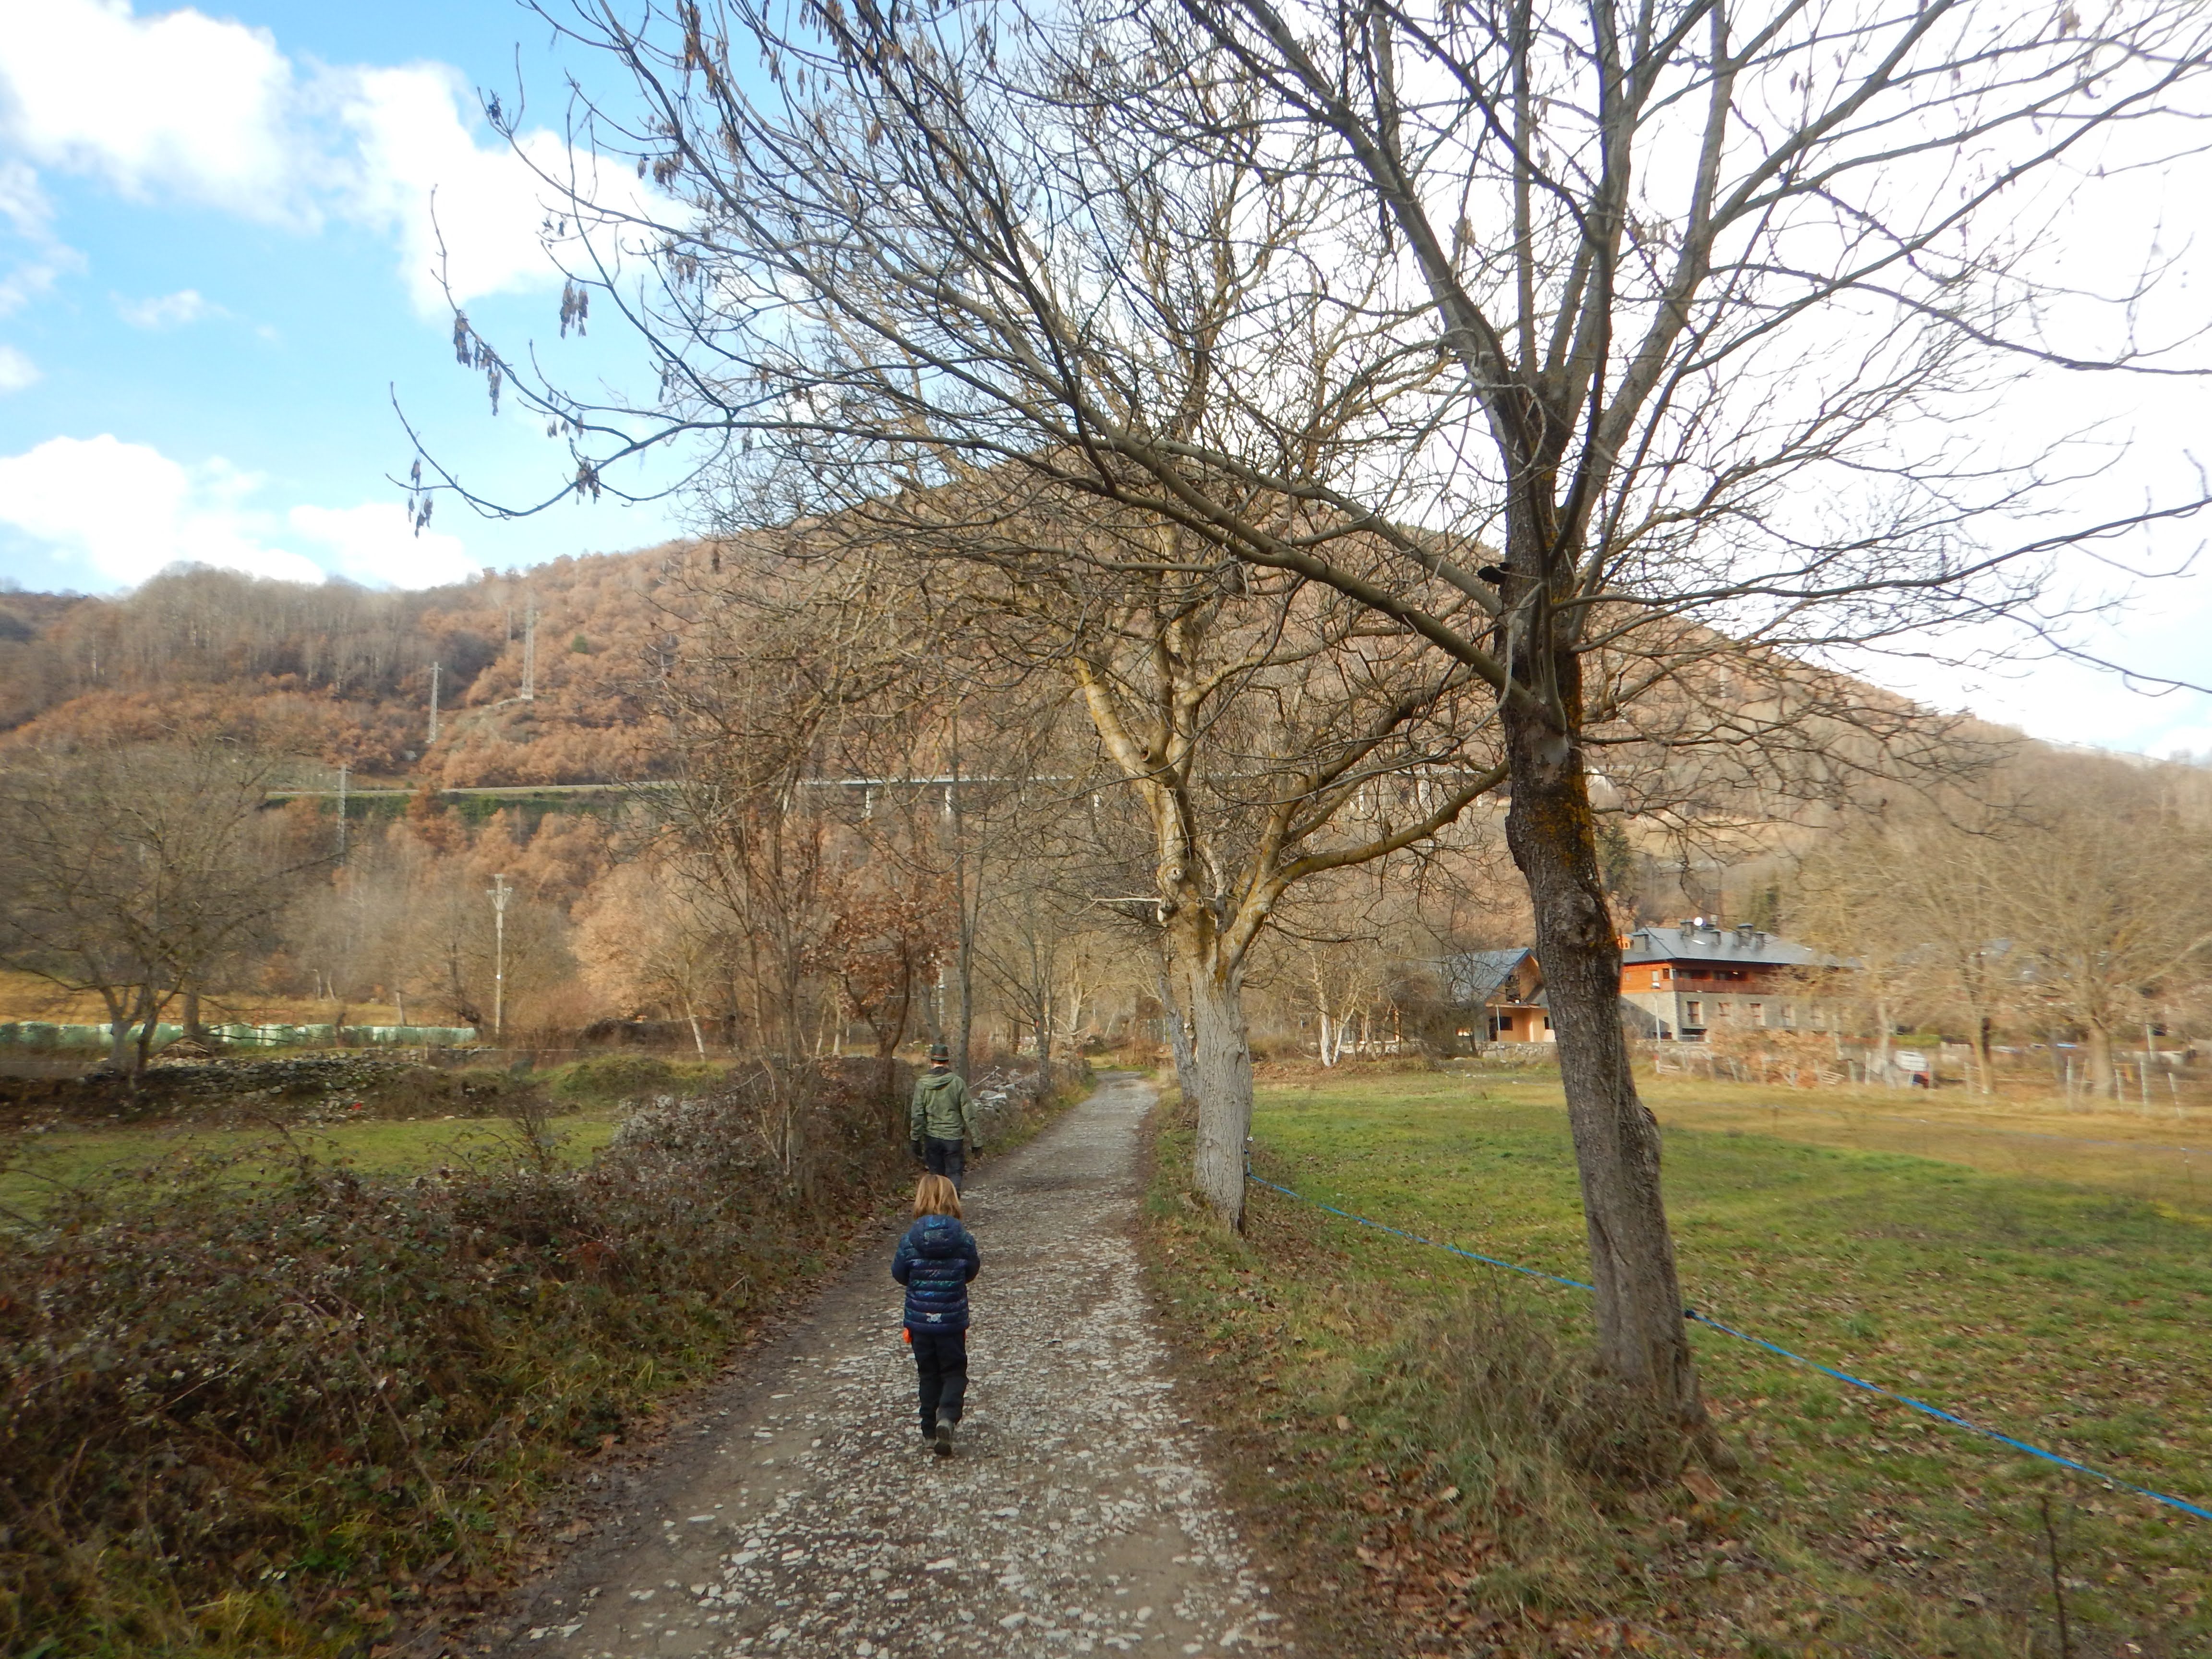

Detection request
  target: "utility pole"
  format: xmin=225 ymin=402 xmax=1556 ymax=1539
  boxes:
xmin=520 ymin=603 xmax=538 ymax=701
xmin=336 ymin=763 xmax=349 ymax=862
xmin=428 ymin=660 xmax=441 ymax=744
xmin=489 ymin=872 xmax=511 ymax=1040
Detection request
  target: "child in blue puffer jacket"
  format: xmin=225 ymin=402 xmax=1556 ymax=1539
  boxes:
xmin=891 ymin=1173 xmax=981 ymax=1456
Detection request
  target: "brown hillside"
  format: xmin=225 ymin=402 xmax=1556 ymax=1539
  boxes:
xmin=0 ymin=546 xmax=719 ymax=783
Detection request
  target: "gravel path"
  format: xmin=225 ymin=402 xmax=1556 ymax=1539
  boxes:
xmin=490 ymin=1074 xmax=1292 ymax=1659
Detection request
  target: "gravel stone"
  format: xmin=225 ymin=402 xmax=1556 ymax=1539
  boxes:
xmin=490 ymin=1074 xmax=1290 ymax=1657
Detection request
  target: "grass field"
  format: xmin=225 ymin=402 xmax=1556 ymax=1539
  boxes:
xmin=1145 ymin=1067 xmax=2212 ymax=1657
xmin=1442 ymin=1062 xmax=2212 ymax=1216
xmin=1636 ymin=1078 xmax=2212 ymax=1216
xmin=0 ymin=1107 xmax=626 ymax=1217
xmin=0 ymin=1054 xmax=743 ymax=1217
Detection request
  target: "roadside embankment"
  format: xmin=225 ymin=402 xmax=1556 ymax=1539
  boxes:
xmin=0 ymin=1059 xmax=921 ymax=1658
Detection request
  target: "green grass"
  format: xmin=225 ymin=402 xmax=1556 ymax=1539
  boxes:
xmin=0 ymin=1052 xmax=754 ymax=1218
xmin=1147 ymin=1070 xmax=2212 ymax=1656
xmin=0 ymin=1110 xmax=624 ymax=1217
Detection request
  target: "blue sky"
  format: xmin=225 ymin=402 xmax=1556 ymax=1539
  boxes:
xmin=0 ymin=0 xmax=684 ymax=592
xmin=0 ymin=0 xmax=2207 ymax=760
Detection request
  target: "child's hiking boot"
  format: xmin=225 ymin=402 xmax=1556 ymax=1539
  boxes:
xmin=932 ymin=1412 xmax=957 ymax=1457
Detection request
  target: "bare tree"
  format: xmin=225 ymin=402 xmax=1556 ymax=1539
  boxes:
xmin=1795 ymin=756 xmax=2212 ymax=1098
xmin=2002 ymin=789 xmax=2212 ymax=1099
xmin=1138 ymin=0 xmax=2212 ymax=1427
xmin=833 ymin=876 xmax=947 ymax=1068
xmin=1792 ymin=789 xmax=2039 ymax=1092
xmin=574 ymin=855 xmax=736 ymax=1056
xmin=1790 ymin=826 xmax=1924 ymax=1080
xmin=411 ymin=0 xmax=2212 ymax=1438
xmin=411 ymin=9 xmax=1515 ymax=1225
xmin=660 ymin=613 xmax=852 ymax=1048
xmin=865 ymin=493 xmax=1504 ymax=1218
xmin=0 ymin=739 xmax=320 ymax=1074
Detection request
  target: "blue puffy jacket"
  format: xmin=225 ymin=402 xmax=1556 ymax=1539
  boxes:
xmin=892 ymin=1215 xmax=980 ymax=1331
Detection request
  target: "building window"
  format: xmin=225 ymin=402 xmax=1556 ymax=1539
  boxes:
xmin=1751 ymin=1003 xmax=1766 ymax=1027
xmin=1542 ymin=1016 xmax=1552 ymax=1032
xmin=1780 ymin=1004 xmax=1795 ymax=1029
xmin=1685 ymin=1000 xmax=1702 ymax=1024
xmin=1650 ymin=969 xmax=1663 ymax=988
xmin=1497 ymin=1012 xmax=1515 ymax=1033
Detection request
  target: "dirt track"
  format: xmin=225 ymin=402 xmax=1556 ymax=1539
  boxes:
xmin=487 ymin=1073 xmax=1292 ymax=1659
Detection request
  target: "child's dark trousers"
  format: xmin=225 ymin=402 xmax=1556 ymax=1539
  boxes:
xmin=910 ymin=1328 xmax=968 ymax=1434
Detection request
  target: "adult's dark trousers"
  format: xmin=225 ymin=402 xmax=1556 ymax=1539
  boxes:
xmin=909 ymin=1327 xmax=968 ymax=1434
xmin=923 ymin=1136 xmax=965 ymax=1190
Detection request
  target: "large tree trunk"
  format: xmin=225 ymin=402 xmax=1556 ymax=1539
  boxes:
xmin=1163 ymin=909 xmax=1255 ymax=1228
xmin=2085 ymin=1019 xmax=2116 ymax=1100
xmin=1502 ymin=664 xmax=1705 ymax=1432
xmin=1179 ymin=951 xmax=1255 ymax=1230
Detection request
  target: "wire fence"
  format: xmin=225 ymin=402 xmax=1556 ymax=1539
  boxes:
xmin=1245 ymin=1162 xmax=2212 ymax=1525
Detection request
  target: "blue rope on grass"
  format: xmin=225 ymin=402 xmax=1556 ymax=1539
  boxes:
xmin=1246 ymin=1164 xmax=2212 ymax=1525
xmin=1677 ymin=1308 xmax=2212 ymax=1522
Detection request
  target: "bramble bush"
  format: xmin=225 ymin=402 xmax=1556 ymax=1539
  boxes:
xmin=0 ymin=1058 xmax=914 ymax=1658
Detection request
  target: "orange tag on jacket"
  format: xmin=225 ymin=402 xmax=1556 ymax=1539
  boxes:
xmin=902 ymin=1328 xmax=912 ymax=1345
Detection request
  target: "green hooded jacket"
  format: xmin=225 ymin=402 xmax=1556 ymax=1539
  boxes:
xmin=910 ymin=1067 xmax=978 ymax=1146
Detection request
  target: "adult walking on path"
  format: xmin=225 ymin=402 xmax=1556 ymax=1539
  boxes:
xmin=488 ymin=1074 xmax=1291 ymax=1658
xmin=911 ymin=1044 xmax=980 ymax=1190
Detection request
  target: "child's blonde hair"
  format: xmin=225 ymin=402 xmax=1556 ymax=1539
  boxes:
xmin=912 ymin=1173 xmax=963 ymax=1219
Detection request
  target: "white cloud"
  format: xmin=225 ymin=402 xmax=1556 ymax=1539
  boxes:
xmin=337 ymin=66 xmax=563 ymax=313
xmin=0 ymin=435 xmax=323 ymax=585
xmin=0 ymin=344 xmax=36 ymax=392
xmin=0 ymin=158 xmax=82 ymax=316
xmin=0 ymin=2 xmax=635 ymax=315
xmin=289 ymin=502 xmax=472 ymax=588
xmin=337 ymin=64 xmax=656 ymax=315
xmin=116 ymin=288 xmax=220 ymax=328
xmin=0 ymin=434 xmax=469 ymax=590
xmin=0 ymin=0 xmax=300 ymax=219
xmin=2151 ymin=724 xmax=2212 ymax=764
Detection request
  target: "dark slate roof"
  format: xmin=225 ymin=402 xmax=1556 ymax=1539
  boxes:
xmin=1441 ymin=948 xmax=1536 ymax=1005
xmin=1622 ymin=925 xmax=1838 ymax=968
